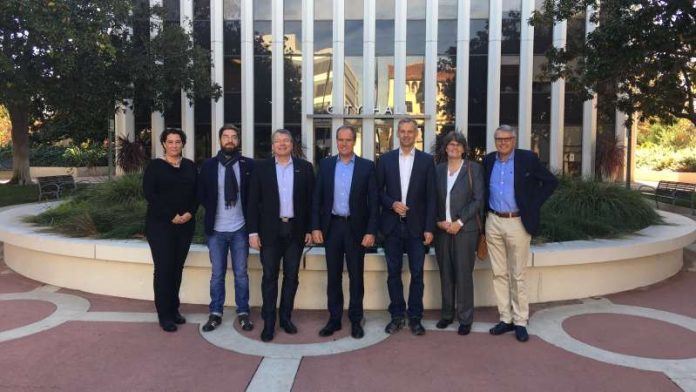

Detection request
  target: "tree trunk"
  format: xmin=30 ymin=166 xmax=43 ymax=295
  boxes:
xmin=7 ymin=104 xmax=31 ymax=185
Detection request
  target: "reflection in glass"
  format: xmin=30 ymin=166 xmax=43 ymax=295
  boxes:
xmin=194 ymin=0 xmax=210 ymax=20
xmin=314 ymin=119 xmax=332 ymax=166
xmin=284 ymin=0 xmax=302 ymax=20
xmin=223 ymin=0 xmax=240 ymax=20
xmin=345 ymin=20 xmax=363 ymax=112
xmin=375 ymin=57 xmax=394 ymax=110
xmin=375 ymin=119 xmax=393 ymax=159
xmin=315 ymin=0 xmax=332 ymax=20
xmin=163 ymin=0 xmax=180 ymax=21
xmin=405 ymin=57 xmax=425 ymax=114
xmin=375 ymin=1 xmax=394 ymax=19
xmin=194 ymin=98 xmax=211 ymax=162
xmin=470 ymin=19 xmax=489 ymax=55
xmin=406 ymin=20 xmax=426 ymax=55
xmin=254 ymin=14 xmax=272 ymax=158
xmin=224 ymin=21 xmax=241 ymax=56
xmin=285 ymin=19 xmax=303 ymax=126
xmin=314 ymin=16 xmax=332 ymax=113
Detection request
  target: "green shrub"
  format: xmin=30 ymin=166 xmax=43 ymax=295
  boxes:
xmin=636 ymin=146 xmax=696 ymax=172
xmin=0 ymin=143 xmax=109 ymax=167
xmin=538 ymin=176 xmax=662 ymax=243
xmin=27 ymin=174 xmax=206 ymax=242
xmin=29 ymin=174 xmax=664 ymax=245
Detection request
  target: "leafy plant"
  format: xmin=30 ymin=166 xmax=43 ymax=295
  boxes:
xmin=116 ymin=135 xmax=149 ymax=174
xmin=595 ymin=134 xmax=625 ymax=181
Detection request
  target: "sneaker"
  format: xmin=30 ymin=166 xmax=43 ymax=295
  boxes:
xmin=489 ymin=321 xmax=515 ymax=335
xmin=514 ymin=325 xmax=529 ymax=342
xmin=238 ymin=314 xmax=254 ymax=331
xmin=201 ymin=314 xmax=222 ymax=332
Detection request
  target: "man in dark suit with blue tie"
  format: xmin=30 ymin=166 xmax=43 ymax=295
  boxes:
xmin=483 ymin=125 xmax=558 ymax=342
xmin=311 ymin=125 xmax=379 ymax=339
xmin=376 ymin=117 xmax=436 ymax=336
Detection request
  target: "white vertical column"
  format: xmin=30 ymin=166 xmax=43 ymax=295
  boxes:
xmin=362 ymin=0 xmax=376 ymax=160
xmin=517 ymin=0 xmax=534 ymax=150
xmin=455 ymin=0 xmax=470 ymax=133
xmin=150 ymin=0 xmax=165 ymax=158
xmin=392 ymin=0 xmax=407 ymax=147
xmin=241 ymin=0 xmax=255 ymax=156
xmin=181 ymin=0 xmax=195 ymax=159
xmin=423 ymin=0 xmax=438 ymax=153
xmin=210 ymin=0 xmax=225 ymax=153
xmin=272 ymin=0 xmax=284 ymax=132
xmin=115 ymin=103 xmax=135 ymax=175
xmin=616 ymin=108 xmax=628 ymax=180
xmin=581 ymin=5 xmax=598 ymax=177
xmin=331 ymin=0 xmax=345 ymax=155
xmin=549 ymin=20 xmax=566 ymax=171
xmin=486 ymin=0 xmax=502 ymax=153
xmin=302 ymin=0 xmax=315 ymax=163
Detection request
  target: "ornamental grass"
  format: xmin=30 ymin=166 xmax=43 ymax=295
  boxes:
xmin=28 ymin=174 xmax=661 ymax=244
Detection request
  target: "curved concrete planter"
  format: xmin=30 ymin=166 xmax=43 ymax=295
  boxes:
xmin=1 ymin=203 xmax=694 ymax=309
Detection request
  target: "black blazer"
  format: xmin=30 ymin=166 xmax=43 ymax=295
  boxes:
xmin=247 ymin=157 xmax=314 ymax=243
xmin=197 ymin=155 xmax=255 ymax=236
xmin=376 ymin=148 xmax=436 ymax=237
xmin=482 ymin=149 xmax=558 ymax=235
xmin=311 ymin=155 xmax=379 ymax=239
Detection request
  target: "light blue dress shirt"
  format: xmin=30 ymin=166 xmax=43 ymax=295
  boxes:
xmin=489 ymin=150 xmax=519 ymax=213
xmin=275 ymin=158 xmax=294 ymax=218
xmin=332 ymin=155 xmax=355 ymax=216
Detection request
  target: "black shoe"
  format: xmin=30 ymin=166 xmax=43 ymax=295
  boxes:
xmin=160 ymin=320 xmax=177 ymax=332
xmin=515 ymin=325 xmax=529 ymax=342
xmin=384 ymin=318 xmax=405 ymax=334
xmin=458 ymin=324 xmax=472 ymax=336
xmin=238 ymin=314 xmax=254 ymax=331
xmin=435 ymin=319 xmax=453 ymax=329
xmin=280 ymin=320 xmax=298 ymax=334
xmin=174 ymin=312 xmax=186 ymax=325
xmin=489 ymin=321 xmax=515 ymax=335
xmin=409 ymin=319 xmax=425 ymax=336
xmin=201 ymin=315 xmax=222 ymax=332
xmin=261 ymin=327 xmax=274 ymax=342
xmin=318 ymin=320 xmax=342 ymax=337
xmin=351 ymin=321 xmax=364 ymax=339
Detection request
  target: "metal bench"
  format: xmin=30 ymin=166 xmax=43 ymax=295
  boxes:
xmin=37 ymin=175 xmax=76 ymax=201
xmin=639 ymin=180 xmax=695 ymax=215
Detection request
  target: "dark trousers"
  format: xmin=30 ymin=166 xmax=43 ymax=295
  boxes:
xmin=145 ymin=219 xmax=194 ymax=324
xmin=325 ymin=218 xmax=365 ymax=323
xmin=260 ymin=221 xmax=302 ymax=327
xmin=434 ymin=229 xmax=477 ymax=325
xmin=384 ymin=221 xmax=426 ymax=320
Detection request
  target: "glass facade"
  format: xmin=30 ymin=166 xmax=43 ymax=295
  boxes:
xmin=117 ymin=0 xmax=612 ymax=176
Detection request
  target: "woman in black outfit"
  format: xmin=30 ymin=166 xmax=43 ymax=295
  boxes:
xmin=143 ymin=128 xmax=198 ymax=332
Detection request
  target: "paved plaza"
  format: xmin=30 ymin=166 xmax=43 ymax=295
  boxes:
xmin=1 ymin=242 xmax=695 ymax=392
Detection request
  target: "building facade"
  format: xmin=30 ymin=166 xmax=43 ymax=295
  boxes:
xmin=115 ymin=0 xmax=629 ymax=175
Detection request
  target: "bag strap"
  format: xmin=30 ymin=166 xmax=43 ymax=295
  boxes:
xmin=466 ymin=161 xmax=483 ymax=234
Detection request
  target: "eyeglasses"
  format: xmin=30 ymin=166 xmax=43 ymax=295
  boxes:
xmin=494 ymin=137 xmax=515 ymax=143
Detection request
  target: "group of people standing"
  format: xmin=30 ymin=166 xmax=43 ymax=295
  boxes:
xmin=142 ymin=119 xmax=557 ymax=344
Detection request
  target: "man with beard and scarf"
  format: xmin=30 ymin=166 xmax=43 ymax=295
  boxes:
xmin=198 ymin=124 xmax=255 ymax=332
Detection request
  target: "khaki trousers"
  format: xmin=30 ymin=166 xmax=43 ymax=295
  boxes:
xmin=485 ymin=213 xmax=531 ymax=326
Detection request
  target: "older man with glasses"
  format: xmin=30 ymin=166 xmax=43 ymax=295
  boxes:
xmin=482 ymin=125 xmax=558 ymax=342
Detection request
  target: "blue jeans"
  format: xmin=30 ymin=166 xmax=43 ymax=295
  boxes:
xmin=207 ymin=228 xmax=250 ymax=315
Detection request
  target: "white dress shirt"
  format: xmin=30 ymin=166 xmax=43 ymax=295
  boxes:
xmin=398 ymin=147 xmax=415 ymax=203
xmin=445 ymin=161 xmax=464 ymax=223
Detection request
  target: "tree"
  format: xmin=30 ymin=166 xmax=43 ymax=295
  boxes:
xmin=531 ymin=0 xmax=695 ymax=126
xmin=531 ymin=0 xmax=695 ymax=185
xmin=0 ymin=0 xmax=220 ymax=184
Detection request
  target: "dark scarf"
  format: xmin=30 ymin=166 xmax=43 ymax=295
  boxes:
xmin=216 ymin=149 xmax=241 ymax=208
